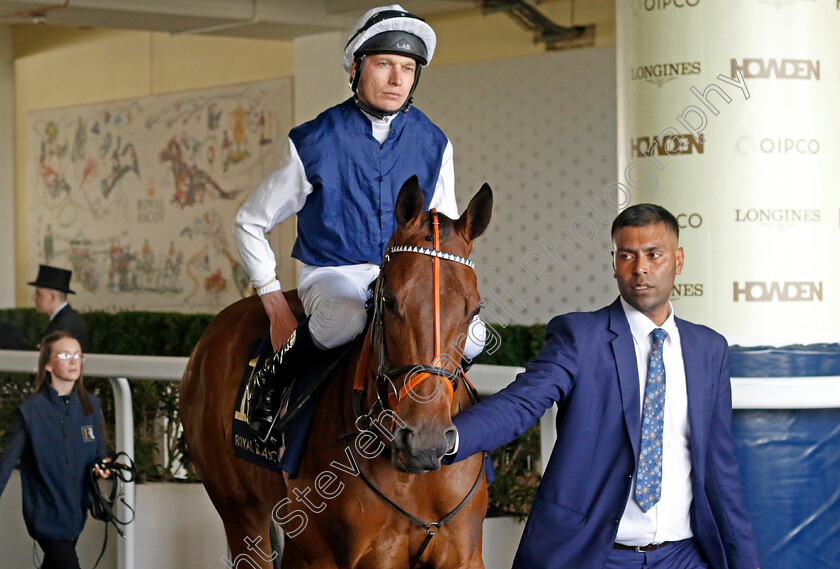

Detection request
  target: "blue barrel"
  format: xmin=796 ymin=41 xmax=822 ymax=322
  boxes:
xmin=729 ymin=345 xmax=840 ymax=569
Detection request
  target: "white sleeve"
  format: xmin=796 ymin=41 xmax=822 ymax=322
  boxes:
xmin=428 ymin=140 xmax=459 ymax=219
xmin=233 ymin=137 xmax=312 ymax=289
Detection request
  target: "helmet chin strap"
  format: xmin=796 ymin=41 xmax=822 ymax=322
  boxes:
xmin=351 ymin=55 xmax=423 ymax=119
xmin=353 ymin=95 xmax=402 ymax=120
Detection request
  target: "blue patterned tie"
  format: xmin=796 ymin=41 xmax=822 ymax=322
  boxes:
xmin=635 ymin=327 xmax=667 ymax=513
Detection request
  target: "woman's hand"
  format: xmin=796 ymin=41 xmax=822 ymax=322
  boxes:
xmin=94 ymin=457 xmax=112 ymax=479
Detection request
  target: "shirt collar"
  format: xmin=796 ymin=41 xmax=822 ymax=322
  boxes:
xmin=359 ymin=107 xmax=398 ymax=127
xmin=619 ymin=296 xmax=678 ymax=344
xmin=50 ymin=301 xmax=68 ymax=321
xmin=44 ymin=381 xmax=74 ymax=405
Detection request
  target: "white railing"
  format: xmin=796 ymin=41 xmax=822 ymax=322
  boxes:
xmin=2 ymin=349 xmax=839 ymax=569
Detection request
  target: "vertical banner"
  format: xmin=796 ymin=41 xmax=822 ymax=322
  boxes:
xmin=616 ymin=0 xmax=840 ymax=345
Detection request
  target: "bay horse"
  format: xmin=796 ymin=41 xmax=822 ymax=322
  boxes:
xmin=180 ymin=177 xmax=493 ymax=568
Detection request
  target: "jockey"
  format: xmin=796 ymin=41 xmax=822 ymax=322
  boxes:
xmin=234 ymin=5 xmax=487 ymax=440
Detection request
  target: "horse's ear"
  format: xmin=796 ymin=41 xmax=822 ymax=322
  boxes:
xmin=456 ymin=183 xmax=493 ymax=242
xmin=395 ymin=175 xmax=424 ymax=228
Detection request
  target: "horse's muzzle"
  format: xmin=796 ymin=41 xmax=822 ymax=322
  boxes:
xmin=391 ymin=424 xmax=457 ymax=473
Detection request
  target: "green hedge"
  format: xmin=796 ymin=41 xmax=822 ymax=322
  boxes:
xmin=0 ymin=308 xmax=546 ymax=518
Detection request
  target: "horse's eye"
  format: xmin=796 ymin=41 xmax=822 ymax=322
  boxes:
xmin=470 ymin=306 xmax=481 ymax=320
xmin=382 ymin=294 xmax=397 ymax=312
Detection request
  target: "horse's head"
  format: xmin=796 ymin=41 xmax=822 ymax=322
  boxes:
xmin=371 ymin=176 xmax=492 ymax=473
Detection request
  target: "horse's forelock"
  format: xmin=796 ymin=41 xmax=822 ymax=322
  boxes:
xmin=425 ymin=210 xmax=453 ymax=241
xmin=390 ymin=211 xmax=470 ymax=256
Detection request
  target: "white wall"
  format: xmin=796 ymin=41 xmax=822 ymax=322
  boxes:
xmin=132 ymin=482 xmax=228 ymax=569
xmin=292 ymin=31 xmax=348 ymax=124
xmin=422 ymin=47 xmax=618 ymax=325
xmin=0 ymin=26 xmax=14 ymax=307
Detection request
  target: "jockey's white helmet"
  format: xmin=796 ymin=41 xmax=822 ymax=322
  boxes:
xmin=341 ymin=5 xmax=437 ymax=73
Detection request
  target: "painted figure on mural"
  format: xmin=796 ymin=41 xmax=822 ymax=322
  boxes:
xmin=101 ymin=137 xmax=139 ymax=198
xmin=43 ymin=224 xmax=54 ymax=264
xmin=258 ymin=110 xmax=272 ymax=146
xmin=233 ymin=5 xmax=488 ymax=440
xmin=207 ymin=103 xmax=222 ymax=130
xmin=161 ymin=137 xmax=236 ymax=208
xmin=71 ymin=116 xmax=87 ymax=162
xmin=224 ymin=107 xmax=250 ymax=171
xmin=220 ymin=129 xmax=232 ymax=170
xmin=39 ymin=121 xmax=71 ymax=199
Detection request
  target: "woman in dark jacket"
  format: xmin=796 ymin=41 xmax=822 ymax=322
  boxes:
xmin=0 ymin=330 xmax=108 ymax=569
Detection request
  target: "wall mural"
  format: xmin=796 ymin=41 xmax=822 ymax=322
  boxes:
xmin=26 ymin=79 xmax=292 ymax=313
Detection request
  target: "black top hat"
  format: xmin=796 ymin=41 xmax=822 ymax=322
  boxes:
xmin=27 ymin=264 xmax=76 ymax=294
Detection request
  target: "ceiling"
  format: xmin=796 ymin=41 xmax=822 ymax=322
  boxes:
xmin=0 ymin=0 xmax=482 ymax=40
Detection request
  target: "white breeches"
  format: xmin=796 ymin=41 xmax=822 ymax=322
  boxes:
xmin=297 ymin=264 xmax=486 ymax=359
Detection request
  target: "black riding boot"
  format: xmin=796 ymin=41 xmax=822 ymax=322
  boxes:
xmin=246 ymin=321 xmax=318 ymax=441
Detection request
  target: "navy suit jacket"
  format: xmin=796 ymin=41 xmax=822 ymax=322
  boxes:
xmin=453 ymin=298 xmax=759 ymax=569
xmin=46 ymin=304 xmax=89 ymax=352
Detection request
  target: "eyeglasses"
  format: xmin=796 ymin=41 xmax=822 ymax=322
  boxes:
xmin=54 ymin=352 xmax=86 ymax=363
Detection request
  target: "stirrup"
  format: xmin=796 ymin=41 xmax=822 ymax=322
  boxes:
xmin=255 ymin=383 xmax=297 ymax=447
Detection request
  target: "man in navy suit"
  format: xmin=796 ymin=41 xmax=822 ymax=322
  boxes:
xmin=29 ymin=264 xmax=90 ymax=352
xmin=450 ymin=204 xmax=760 ymax=569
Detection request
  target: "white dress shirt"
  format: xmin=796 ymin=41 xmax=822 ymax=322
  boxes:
xmin=615 ymin=298 xmax=694 ymax=546
xmin=233 ymin=108 xmax=458 ymax=289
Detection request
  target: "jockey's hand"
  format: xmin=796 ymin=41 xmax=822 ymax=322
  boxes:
xmin=260 ymin=290 xmax=298 ymax=351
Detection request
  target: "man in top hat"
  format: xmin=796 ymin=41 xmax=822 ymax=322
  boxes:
xmin=29 ymin=264 xmax=89 ymax=352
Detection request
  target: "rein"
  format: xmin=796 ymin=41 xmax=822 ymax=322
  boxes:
xmin=347 ymin=210 xmax=487 ymax=567
xmin=354 ymin=447 xmax=486 ymax=564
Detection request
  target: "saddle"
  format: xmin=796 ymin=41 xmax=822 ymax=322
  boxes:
xmin=231 ymin=289 xmax=358 ymax=475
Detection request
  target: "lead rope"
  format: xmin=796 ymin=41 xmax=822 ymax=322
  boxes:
xmin=88 ymin=452 xmax=137 ymax=569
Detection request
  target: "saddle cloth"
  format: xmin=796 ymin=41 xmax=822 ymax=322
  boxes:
xmin=231 ymin=329 xmax=346 ymax=477
xmin=231 ymin=329 xmax=496 ymax=483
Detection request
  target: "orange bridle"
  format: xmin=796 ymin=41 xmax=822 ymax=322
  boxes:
xmin=390 ymin=210 xmax=452 ymax=410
